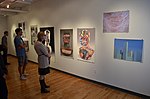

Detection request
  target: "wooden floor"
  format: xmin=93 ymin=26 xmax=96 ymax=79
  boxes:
xmin=5 ymin=56 xmax=143 ymax=99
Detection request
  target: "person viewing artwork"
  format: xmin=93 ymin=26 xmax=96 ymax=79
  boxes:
xmin=34 ymin=31 xmax=51 ymax=93
xmin=14 ymin=28 xmax=28 ymax=80
xmin=1 ymin=31 xmax=10 ymax=65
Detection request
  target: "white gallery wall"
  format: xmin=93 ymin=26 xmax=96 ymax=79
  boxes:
xmin=7 ymin=0 xmax=150 ymax=96
xmin=0 ymin=16 xmax=7 ymax=44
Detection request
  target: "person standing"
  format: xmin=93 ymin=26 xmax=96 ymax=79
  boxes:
xmin=0 ymin=46 xmax=8 ymax=99
xmin=14 ymin=28 xmax=28 ymax=80
xmin=34 ymin=32 xmax=51 ymax=93
xmin=1 ymin=31 xmax=10 ymax=65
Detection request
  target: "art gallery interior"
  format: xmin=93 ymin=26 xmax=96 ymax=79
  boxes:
xmin=0 ymin=0 xmax=150 ymax=98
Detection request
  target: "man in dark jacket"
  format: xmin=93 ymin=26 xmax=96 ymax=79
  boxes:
xmin=1 ymin=31 xmax=10 ymax=65
xmin=0 ymin=45 xmax=8 ymax=99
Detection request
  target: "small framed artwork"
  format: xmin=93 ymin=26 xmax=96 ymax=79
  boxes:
xmin=60 ymin=29 xmax=73 ymax=58
xmin=103 ymin=10 xmax=129 ymax=33
xmin=22 ymin=38 xmax=29 ymax=52
xmin=77 ymin=28 xmax=95 ymax=63
xmin=114 ymin=38 xmax=143 ymax=63
xmin=31 ymin=25 xmax=38 ymax=45
xmin=18 ymin=22 xmax=26 ymax=37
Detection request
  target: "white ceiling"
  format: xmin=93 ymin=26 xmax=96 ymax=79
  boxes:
xmin=0 ymin=0 xmax=38 ymax=16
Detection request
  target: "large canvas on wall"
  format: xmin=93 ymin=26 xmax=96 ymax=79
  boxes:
xmin=114 ymin=39 xmax=143 ymax=63
xmin=77 ymin=28 xmax=95 ymax=63
xmin=103 ymin=10 xmax=129 ymax=33
xmin=60 ymin=29 xmax=73 ymax=58
xmin=31 ymin=25 xmax=38 ymax=45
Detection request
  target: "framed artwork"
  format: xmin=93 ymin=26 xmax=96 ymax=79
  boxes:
xmin=77 ymin=28 xmax=95 ymax=63
xmin=22 ymin=38 xmax=29 ymax=52
xmin=31 ymin=25 xmax=38 ymax=45
xmin=13 ymin=33 xmax=16 ymax=38
xmin=103 ymin=10 xmax=129 ymax=33
xmin=114 ymin=38 xmax=143 ymax=63
xmin=40 ymin=27 xmax=55 ymax=54
xmin=18 ymin=22 xmax=26 ymax=37
xmin=60 ymin=29 xmax=73 ymax=58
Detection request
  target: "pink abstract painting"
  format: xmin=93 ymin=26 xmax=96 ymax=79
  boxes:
xmin=103 ymin=10 xmax=129 ymax=33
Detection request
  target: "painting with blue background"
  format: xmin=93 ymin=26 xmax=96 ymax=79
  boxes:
xmin=114 ymin=39 xmax=143 ymax=62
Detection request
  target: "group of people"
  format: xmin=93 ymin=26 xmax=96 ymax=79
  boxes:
xmin=0 ymin=28 xmax=51 ymax=99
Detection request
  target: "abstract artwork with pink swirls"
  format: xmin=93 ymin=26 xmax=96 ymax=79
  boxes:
xmin=103 ymin=10 xmax=129 ymax=33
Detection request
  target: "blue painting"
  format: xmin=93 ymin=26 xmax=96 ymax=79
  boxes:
xmin=114 ymin=39 xmax=143 ymax=63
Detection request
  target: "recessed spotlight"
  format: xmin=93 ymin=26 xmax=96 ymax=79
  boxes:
xmin=6 ymin=5 xmax=10 ymax=8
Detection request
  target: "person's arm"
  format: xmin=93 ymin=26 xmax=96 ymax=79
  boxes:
xmin=16 ymin=38 xmax=26 ymax=49
xmin=18 ymin=43 xmax=26 ymax=49
xmin=39 ymin=44 xmax=51 ymax=57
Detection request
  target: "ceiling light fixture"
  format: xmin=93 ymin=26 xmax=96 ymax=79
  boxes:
xmin=6 ymin=4 xmax=10 ymax=8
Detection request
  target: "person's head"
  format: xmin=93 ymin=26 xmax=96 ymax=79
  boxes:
xmin=15 ymin=28 xmax=23 ymax=36
xmin=4 ymin=31 xmax=8 ymax=36
xmin=37 ymin=31 xmax=46 ymax=42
